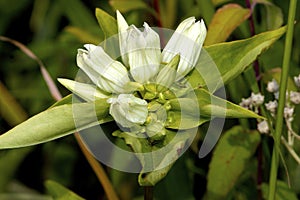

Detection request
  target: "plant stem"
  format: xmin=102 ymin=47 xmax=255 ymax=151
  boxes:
xmin=144 ymin=186 xmax=154 ymax=200
xmin=268 ymin=0 xmax=297 ymax=199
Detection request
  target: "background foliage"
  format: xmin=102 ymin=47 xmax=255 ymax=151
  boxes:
xmin=0 ymin=0 xmax=299 ymax=199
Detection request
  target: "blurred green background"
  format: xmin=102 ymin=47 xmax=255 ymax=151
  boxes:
xmin=0 ymin=0 xmax=299 ymax=199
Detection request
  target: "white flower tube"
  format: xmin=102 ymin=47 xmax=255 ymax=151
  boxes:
xmin=107 ymin=94 xmax=148 ymax=128
xmin=57 ymin=78 xmax=109 ymax=101
xmin=77 ymin=44 xmax=132 ymax=94
xmin=162 ymin=17 xmax=207 ymax=79
xmin=117 ymin=11 xmax=161 ymax=83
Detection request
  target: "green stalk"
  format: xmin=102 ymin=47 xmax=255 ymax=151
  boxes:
xmin=268 ymin=0 xmax=297 ymax=199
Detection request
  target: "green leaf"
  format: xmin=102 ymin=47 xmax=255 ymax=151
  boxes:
xmin=58 ymin=0 xmax=98 ymax=30
xmin=45 ymin=180 xmax=85 ymax=200
xmin=256 ymin=0 xmax=284 ymax=30
xmin=0 ymin=81 xmax=28 ymax=126
xmin=154 ymin=154 xmax=194 ymax=200
xmin=113 ymin=130 xmax=193 ymax=186
xmin=0 ymin=100 xmax=111 ymax=149
xmin=188 ymin=26 xmax=286 ymax=92
xmin=205 ymin=4 xmax=250 ymax=45
xmin=211 ymin=0 xmax=231 ymax=6
xmin=95 ymin=8 xmax=118 ymax=39
xmin=65 ymin=26 xmax=101 ymax=44
xmin=195 ymin=88 xmax=262 ymax=118
xmin=110 ymin=0 xmax=157 ymax=18
xmin=165 ymin=89 xmax=262 ymax=129
xmin=261 ymin=181 xmax=298 ymax=200
xmin=49 ymin=94 xmax=73 ymax=108
xmin=205 ymin=126 xmax=261 ymax=200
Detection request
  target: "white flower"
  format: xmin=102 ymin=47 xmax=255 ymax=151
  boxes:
xmin=294 ymin=74 xmax=300 ymax=88
xmin=265 ymin=100 xmax=278 ymax=114
xmin=107 ymin=94 xmax=148 ymax=129
xmin=267 ymin=79 xmax=279 ymax=93
xmin=57 ymin=78 xmax=109 ymax=101
xmin=77 ymin=44 xmax=133 ymax=94
xmin=162 ymin=17 xmax=207 ymax=79
xmin=239 ymin=97 xmax=252 ymax=109
xmin=284 ymin=106 xmax=294 ymax=122
xmin=290 ymin=91 xmax=300 ymax=104
xmin=257 ymin=120 xmax=269 ymax=134
xmin=251 ymin=92 xmax=264 ymax=106
xmin=117 ymin=11 xmax=161 ymax=83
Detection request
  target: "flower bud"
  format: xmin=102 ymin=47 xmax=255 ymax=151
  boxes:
xmin=294 ymin=74 xmax=300 ymax=88
xmin=257 ymin=120 xmax=269 ymax=134
xmin=156 ymin=54 xmax=180 ymax=92
xmin=267 ymin=79 xmax=279 ymax=93
xmin=107 ymin=94 xmax=148 ymax=129
xmin=290 ymin=91 xmax=300 ymax=104
xmin=58 ymin=78 xmax=109 ymax=101
xmin=265 ymin=100 xmax=278 ymax=114
xmin=117 ymin=11 xmax=161 ymax=83
xmin=251 ymin=92 xmax=264 ymax=106
xmin=162 ymin=17 xmax=206 ymax=79
xmin=77 ymin=44 xmax=132 ymax=94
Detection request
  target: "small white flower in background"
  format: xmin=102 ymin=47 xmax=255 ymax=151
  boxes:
xmin=294 ymin=74 xmax=300 ymax=88
xmin=257 ymin=120 xmax=269 ymax=134
xmin=290 ymin=91 xmax=300 ymax=104
xmin=267 ymin=79 xmax=279 ymax=93
xmin=265 ymin=100 xmax=278 ymax=114
xmin=239 ymin=97 xmax=252 ymax=110
xmin=251 ymin=92 xmax=264 ymax=106
xmin=107 ymin=94 xmax=148 ymax=129
xmin=284 ymin=106 xmax=294 ymax=122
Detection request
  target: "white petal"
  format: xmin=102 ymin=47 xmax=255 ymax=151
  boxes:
xmin=116 ymin=10 xmax=129 ymax=32
xmin=117 ymin=10 xmax=130 ymax=67
xmin=125 ymin=25 xmax=161 ymax=83
xmin=108 ymin=94 xmax=148 ymax=128
xmin=58 ymin=78 xmax=108 ymax=101
xmin=77 ymin=44 xmax=131 ymax=94
xmin=162 ymin=18 xmax=207 ymax=79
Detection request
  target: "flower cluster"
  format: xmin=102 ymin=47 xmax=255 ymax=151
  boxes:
xmin=241 ymin=76 xmax=300 ymax=147
xmin=58 ymin=11 xmax=207 ymax=137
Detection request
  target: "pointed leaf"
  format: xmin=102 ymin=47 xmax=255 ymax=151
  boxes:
xmin=205 ymin=126 xmax=261 ymax=199
xmin=45 ymin=180 xmax=85 ymax=200
xmin=165 ymin=89 xmax=262 ymax=129
xmin=195 ymin=88 xmax=263 ymax=118
xmin=188 ymin=26 xmax=286 ymax=92
xmin=256 ymin=0 xmax=284 ymax=30
xmin=205 ymin=4 xmax=250 ymax=45
xmin=49 ymin=94 xmax=73 ymax=108
xmin=95 ymin=8 xmax=118 ymax=39
xmin=0 ymin=100 xmax=111 ymax=149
